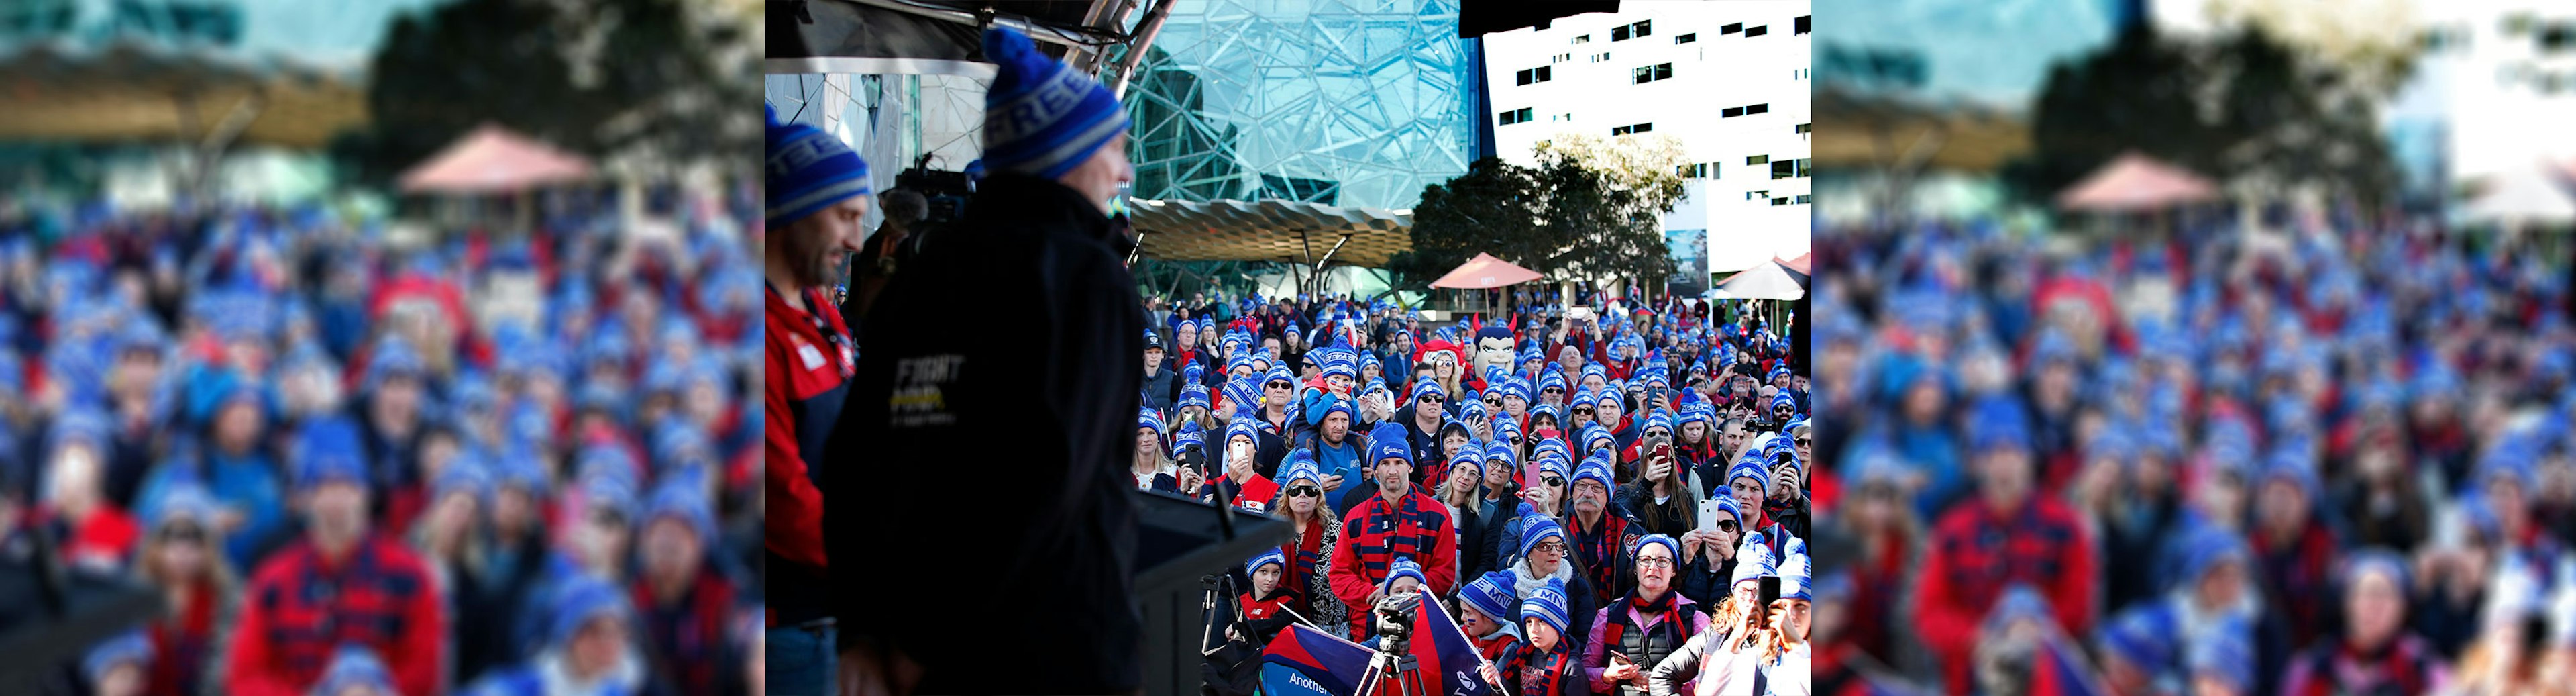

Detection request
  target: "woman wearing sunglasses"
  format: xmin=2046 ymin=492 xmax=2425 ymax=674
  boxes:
xmin=1675 ymin=496 xmax=1746 ymax=610
xmin=134 ymin=483 xmax=239 ymax=696
xmin=1265 ymin=454 xmax=1350 ymax=637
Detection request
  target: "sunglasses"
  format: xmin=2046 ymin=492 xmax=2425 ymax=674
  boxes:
xmin=1543 ymin=387 xmax=1564 ymax=394
xmin=1531 ymin=542 xmax=1569 ymax=554
xmin=1267 ymin=381 xmax=1293 ymax=389
xmin=1796 ymin=438 xmax=1813 ymax=447
xmin=1717 ymin=520 xmax=1739 ymax=532
xmin=162 ymin=525 xmax=206 ymax=544
xmin=1421 ymin=395 xmax=1444 ymax=403
xmin=1485 ymin=398 xmax=1503 ymax=407
xmin=1572 ymin=406 xmax=1593 ymax=414
xmin=1542 ymin=475 xmax=1566 ymax=488
xmin=1286 ymin=485 xmax=1322 ymax=498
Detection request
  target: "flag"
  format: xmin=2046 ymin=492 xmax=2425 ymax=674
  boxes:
xmin=2029 ymin=632 xmax=2109 ymax=696
xmin=1263 ymin=624 xmax=1374 ymax=695
xmin=1413 ymin=593 xmax=1505 ymax=695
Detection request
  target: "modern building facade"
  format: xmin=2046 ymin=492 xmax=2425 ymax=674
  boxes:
xmin=1478 ymin=1 xmax=1813 ymax=277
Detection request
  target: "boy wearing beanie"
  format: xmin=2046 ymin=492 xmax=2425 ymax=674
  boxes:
xmin=832 ymin=25 xmax=1148 ymax=695
xmin=1499 ymin=577 xmax=1585 ymax=696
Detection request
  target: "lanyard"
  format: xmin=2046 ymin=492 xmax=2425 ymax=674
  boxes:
xmin=773 ymin=284 xmax=853 ymax=379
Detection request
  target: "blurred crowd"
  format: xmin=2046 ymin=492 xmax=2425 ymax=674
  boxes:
xmin=1811 ymin=211 xmax=2576 ymax=696
xmin=1148 ymin=288 xmax=1818 ymax=695
xmin=0 ymin=192 xmax=767 ymax=696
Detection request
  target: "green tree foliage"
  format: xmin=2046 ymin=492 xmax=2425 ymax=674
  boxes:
xmin=329 ymin=0 xmax=755 ymax=185
xmin=1387 ymin=146 xmax=1679 ymax=294
xmin=2012 ymin=25 xmax=2399 ymax=206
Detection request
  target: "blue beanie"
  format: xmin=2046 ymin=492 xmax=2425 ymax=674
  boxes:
xmin=2187 ymin=618 xmax=2255 ymax=693
xmin=584 ymin=473 xmax=640 ymax=522
xmin=1368 ymin=422 xmax=1412 ymax=466
xmin=83 ymin=631 xmax=152 ymax=685
xmin=1572 ymin=452 xmax=1614 ymax=492
xmin=1412 ymin=378 xmax=1445 ymax=405
xmin=1173 ymin=420 xmax=1205 ymax=457
xmin=1448 ymin=446 xmax=1483 ymax=477
xmin=1581 ymin=423 xmax=1614 ymax=452
xmin=2097 ymin=607 xmax=2178 ymax=673
xmin=433 ymin=453 xmax=492 ymax=507
xmin=1522 ymin=577 xmax=1572 ymax=636
xmin=1633 ymin=533 xmax=1680 ymax=563
xmin=765 ymin=103 xmax=872 ymax=226
xmin=1485 ymin=440 xmax=1517 ymax=468
xmin=492 ymin=448 xmax=549 ymax=496
xmin=641 ymin=481 xmax=718 ymax=542
xmin=1318 ymin=394 xmax=1354 ymax=424
xmin=1224 ymin=415 xmax=1262 ymax=451
xmin=1520 ymin=514 xmax=1566 ymax=558
xmin=1731 ymin=531 xmax=1775 ymax=587
xmin=294 ymin=417 xmax=370 ymax=491
xmin=311 ymin=645 xmax=394 ymax=696
xmin=1279 ymin=457 xmax=1325 ymax=493
xmin=1462 ymin=570 xmax=1519 ymax=624
xmin=980 ymin=27 xmax=1128 ymax=180
xmin=2176 ymin=524 xmax=2250 ymax=591
xmin=1246 ymin=547 xmax=1287 ymax=576
xmin=1534 ymin=450 xmax=1570 ymax=483
xmin=1382 ymin=556 xmax=1428 ymax=593
xmin=1179 ymin=384 xmax=1211 ymax=411
xmin=1727 ymin=452 xmax=1772 ymax=499
xmin=1138 ymin=407 xmax=1165 ymax=434
xmin=1709 ymin=496 xmax=1744 ymax=529
xmin=1779 ymin=550 xmax=1812 ymax=601
xmin=2342 ymin=547 xmax=2410 ymax=596
xmin=1528 ymin=402 xmax=1559 ymax=427
xmin=549 ymin=573 xmax=633 ymax=646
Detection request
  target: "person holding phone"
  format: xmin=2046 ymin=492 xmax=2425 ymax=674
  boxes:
xmin=1644 ymin=532 xmax=1777 ymax=696
xmin=1621 ymin=430 xmax=1696 ymax=540
xmin=1439 ymin=447 xmax=1490 ymax=583
xmin=1676 ymin=496 xmax=1745 ymax=610
xmin=1585 ymin=534 xmax=1709 ymax=696
xmin=1203 ymin=415 xmax=1277 ymax=513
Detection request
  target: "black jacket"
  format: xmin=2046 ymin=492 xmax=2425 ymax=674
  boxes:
xmin=830 ymin=173 xmax=1146 ymax=693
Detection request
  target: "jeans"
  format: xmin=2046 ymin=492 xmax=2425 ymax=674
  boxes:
xmin=767 ymin=622 xmax=837 ymax=696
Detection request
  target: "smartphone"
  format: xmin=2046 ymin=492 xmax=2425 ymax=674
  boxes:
xmin=1698 ymin=499 xmax=1722 ymax=534
xmin=1650 ymin=440 xmax=1673 ymax=464
xmin=1608 ymin=651 xmax=1634 ymax=666
xmin=1757 ymin=576 xmax=1781 ymax=608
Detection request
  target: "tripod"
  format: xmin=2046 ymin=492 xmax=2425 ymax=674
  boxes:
xmin=1350 ymin=630 xmax=1426 ymax=696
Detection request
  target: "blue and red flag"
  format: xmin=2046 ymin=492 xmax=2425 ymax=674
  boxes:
xmin=2029 ymin=632 xmax=2110 ymax=696
xmin=1413 ymin=592 xmax=1506 ymax=695
xmin=1263 ymin=624 xmax=1373 ymax=694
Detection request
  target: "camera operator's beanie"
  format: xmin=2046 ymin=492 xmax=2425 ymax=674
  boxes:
xmin=1731 ymin=531 xmax=1774 ymax=588
xmin=1246 ymin=547 xmax=1287 ymax=576
xmin=1519 ymin=514 xmax=1565 ymax=558
xmin=765 ymin=103 xmax=872 ymax=228
xmin=1522 ymin=577 xmax=1571 ymax=636
xmin=1461 ymin=570 xmax=1519 ymax=624
xmin=1381 ymin=556 xmax=1428 ymax=593
xmin=1727 ymin=452 xmax=1770 ymax=499
xmin=980 ymin=26 xmax=1128 ymax=180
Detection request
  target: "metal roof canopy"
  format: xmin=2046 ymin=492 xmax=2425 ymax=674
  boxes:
xmin=1125 ymin=197 xmax=1413 ymax=268
xmin=0 ymin=39 xmax=365 ymax=149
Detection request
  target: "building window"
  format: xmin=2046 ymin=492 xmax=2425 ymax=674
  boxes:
xmin=1572 ymin=34 xmax=1591 ymax=44
xmin=1795 ymin=194 xmax=1813 ymax=204
xmin=1515 ymin=66 xmax=1552 ymax=85
xmin=1772 ymin=197 xmax=1788 ymax=206
xmin=1722 ymin=106 xmax=1744 ymax=117
xmin=1499 ymin=107 xmax=1533 ymax=126
xmin=1611 ymin=24 xmax=1628 ymax=41
xmin=1746 ymin=25 xmax=1768 ymax=37
xmin=1675 ymin=33 xmax=1696 ymax=44
xmin=1610 ymin=21 xmax=1649 ymax=41
xmin=1721 ymin=23 xmax=1741 ymax=34
xmin=1772 ymin=161 xmax=1794 ymax=179
xmin=1610 ymin=123 xmax=1652 ymax=136
xmin=1795 ymin=15 xmax=1811 ymax=35
xmin=1745 ymin=103 xmax=1768 ymax=115
xmin=1797 ymin=158 xmax=1811 ymax=177
xmin=1655 ymin=63 xmax=1672 ymax=80
xmin=1678 ymin=163 xmax=1710 ymax=179
xmin=1589 ymin=52 xmax=1611 ymax=62
xmin=1747 ymin=155 xmax=1768 ymax=165
xmin=1631 ymin=62 xmax=1673 ymax=84
xmin=1796 ymin=123 xmax=1811 ymax=134
xmin=1552 ymin=52 xmax=1570 ymax=63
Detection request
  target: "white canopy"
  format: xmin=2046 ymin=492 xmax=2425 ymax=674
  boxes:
xmin=1711 ymin=260 xmax=1805 ymax=300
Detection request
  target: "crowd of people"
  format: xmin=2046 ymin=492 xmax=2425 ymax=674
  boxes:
xmin=1145 ymin=289 xmax=1818 ymax=696
xmin=1 ymin=193 xmax=766 ymax=696
xmin=1812 ymin=210 xmax=2576 ymax=696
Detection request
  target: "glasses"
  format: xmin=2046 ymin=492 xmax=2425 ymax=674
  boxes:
xmin=1572 ymin=407 xmax=1593 ymax=415
xmin=1532 ymin=542 xmax=1568 ymax=554
xmin=1422 ymin=395 xmax=1444 ymax=403
xmin=1485 ymin=398 xmax=1503 ymax=407
xmin=1543 ymin=387 xmax=1564 ymax=395
xmin=1716 ymin=521 xmax=1739 ymax=532
xmin=1268 ymin=381 xmax=1293 ymax=389
xmin=162 ymin=525 xmax=206 ymax=544
xmin=1541 ymin=475 xmax=1566 ymax=488
xmin=1635 ymin=556 xmax=1675 ymax=568
xmin=1796 ymin=438 xmax=1813 ymax=447
xmin=1286 ymin=485 xmax=1321 ymax=498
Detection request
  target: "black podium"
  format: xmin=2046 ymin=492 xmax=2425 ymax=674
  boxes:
xmin=1131 ymin=489 xmax=1291 ymax=696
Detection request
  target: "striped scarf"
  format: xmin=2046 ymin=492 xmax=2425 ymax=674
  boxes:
xmin=1514 ymin=641 xmax=1577 ymax=696
xmin=1569 ymin=511 xmax=1630 ymax=604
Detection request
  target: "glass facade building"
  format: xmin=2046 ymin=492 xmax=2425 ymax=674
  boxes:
xmin=1121 ymin=0 xmax=1474 ymax=209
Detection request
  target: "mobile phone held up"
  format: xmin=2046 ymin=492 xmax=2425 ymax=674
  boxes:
xmin=1758 ymin=575 xmax=1781 ymax=609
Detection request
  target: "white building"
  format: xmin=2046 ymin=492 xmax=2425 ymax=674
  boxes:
xmin=2401 ymin=1 xmax=2576 ymax=221
xmin=1478 ymin=1 xmax=1813 ymax=277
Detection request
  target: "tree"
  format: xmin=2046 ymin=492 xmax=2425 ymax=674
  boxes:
xmin=329 ymin=0 xmax=757 ymax=186
xmin=2012 ymin=24 xmax=2402 ymax=206
xmin=1385 ymin=156 xmax=1545 ymax=291
xmin=1534 ymin=133 xmax=1686 ymax=287
xmin=1387 ymin=148 xmax=1676 ymax=296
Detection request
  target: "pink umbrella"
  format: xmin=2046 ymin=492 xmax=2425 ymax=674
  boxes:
xmin=399 ymin=124 xmax=593 ymax=194
xmin=1429 ymin=252 xmax=1544 ymax=289
xmin=2055 ymin=152 xmax=2219 ymax=212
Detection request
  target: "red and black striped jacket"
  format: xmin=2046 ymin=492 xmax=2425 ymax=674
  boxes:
xmin=224 ymin=534 xmax=443 ymax=696
xmin=632 ymin=570 xmax=741 ymax=696
xmin=1327 ymin=490 xmax=1458 ymax=638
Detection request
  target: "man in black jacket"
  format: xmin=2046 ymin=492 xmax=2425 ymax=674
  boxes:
xmin=830 ymin=26 xmax=1144 ymax=696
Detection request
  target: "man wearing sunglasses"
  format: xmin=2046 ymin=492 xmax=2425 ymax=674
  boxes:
xmin=1326 ymin=422 xmax=1459 ymax=640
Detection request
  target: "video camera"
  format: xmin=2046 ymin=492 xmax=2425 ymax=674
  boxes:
xmin=1373 ymin=591 xmax=1419 ymax=640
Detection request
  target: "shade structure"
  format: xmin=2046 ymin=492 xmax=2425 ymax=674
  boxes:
xmin=2056 ymin=152 xmax=2219 ymax=211
xmin=398 ymin=125 xmax=594 ymax=194
xmin=2459 ymin=158 xmax=2576 ymax=223
xmin=1428 ymin=252 xmax=1543 ymax=289
xmin=1775 ymin=252 xmax=1811 ymax=275
xmin=1715 ymin=260 xmax=1805 ymax=300
xmin=1125 ymin=197 xmax=1413 ymax=267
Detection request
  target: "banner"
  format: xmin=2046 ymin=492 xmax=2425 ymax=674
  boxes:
xmin=1262 ymin=624 xmax=1374 ymax=694
xmin=1666 ymin=229 xmax=1709 ymax=297
xmin=1414 ymin=593 xmax=1505 ymax=695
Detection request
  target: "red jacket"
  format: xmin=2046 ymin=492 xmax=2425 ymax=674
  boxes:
xmin=1328 ymin=491 xmax=1458 ymax=638
xmin=1913 ymin=495 xmax=2096 ymax=696
xmin=226 ymin=534 xmax=443 ymax=696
